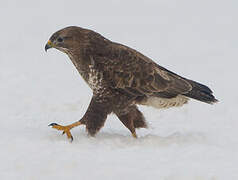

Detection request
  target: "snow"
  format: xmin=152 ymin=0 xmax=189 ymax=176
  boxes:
xmin=0 ymin=0 xmax=238 ymax=179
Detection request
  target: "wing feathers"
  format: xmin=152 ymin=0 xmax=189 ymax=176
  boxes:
xmin=92 ymin=43 xmax=215 ymax=103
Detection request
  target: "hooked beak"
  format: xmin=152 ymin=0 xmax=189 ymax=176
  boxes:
xmin=45 ymin=40 xmax=53 ymax=52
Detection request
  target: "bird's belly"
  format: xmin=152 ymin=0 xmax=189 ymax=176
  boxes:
xmin=139 ymin=95 xmax=189 ymax=109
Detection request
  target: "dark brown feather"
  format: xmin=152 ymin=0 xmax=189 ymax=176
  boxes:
xmin=88 ymin=42 xmax=193 ymax=99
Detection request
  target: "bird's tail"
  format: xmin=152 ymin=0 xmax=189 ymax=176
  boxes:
xmin=183 ymin=79 xmax=218 ymax=104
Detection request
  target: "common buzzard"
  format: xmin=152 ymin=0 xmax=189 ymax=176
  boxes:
xmin=45 ymin=26 xmax=217 ymax=141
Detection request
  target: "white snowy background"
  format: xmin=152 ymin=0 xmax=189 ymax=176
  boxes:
xmin=0 ymin=0 xmax=237 ymax=179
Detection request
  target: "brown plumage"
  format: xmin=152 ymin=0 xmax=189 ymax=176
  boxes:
xmin=45 ymin=26 xmax=217 ymax=141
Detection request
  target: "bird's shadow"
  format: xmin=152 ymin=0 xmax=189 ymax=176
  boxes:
xmin=48 ymin=130 xmax=208 ymax=149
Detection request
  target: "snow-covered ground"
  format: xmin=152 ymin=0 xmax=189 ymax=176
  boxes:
xmin=1 ymin=0 xmax=237 ymax=179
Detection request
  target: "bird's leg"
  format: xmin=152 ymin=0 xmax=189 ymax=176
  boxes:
xmin=115 ymin=106 xmax=143 ymax=138
xmin=49 ymin=121 xmax=84 ymax=142
xmin=116 ymin=112 xmax=137 ymax=138
xmin=49 ymin=95 xmax=112 ymax=141
xmin=115 ymin=105 xmax=147 ymax=138
xmin=132 ymin=106 xmax=147 ymax=129
xmin=82 ymin=96 xmax=112 ymax=136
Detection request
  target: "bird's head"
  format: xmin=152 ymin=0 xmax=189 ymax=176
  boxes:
xmin=45 ymin=26 xmax=89 ymax=54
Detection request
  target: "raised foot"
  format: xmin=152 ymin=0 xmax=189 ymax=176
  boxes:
xmin=49 ymin=123 xmax=75 ymax=142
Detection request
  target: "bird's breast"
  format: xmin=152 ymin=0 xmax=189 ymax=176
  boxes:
xmin=67 ymin=53 xmax=107 ymax=95
xmin=87 ymin=65 xmax=105 ymax=94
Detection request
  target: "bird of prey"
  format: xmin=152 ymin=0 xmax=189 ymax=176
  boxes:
xmin=45 ymin=26 xmax=217 ymax=141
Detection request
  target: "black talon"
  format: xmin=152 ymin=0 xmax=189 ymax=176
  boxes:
xmin=70 ymin=136 xmax=73 ymax=142
xmin=48 ymin=123 xmax=58 ymax=127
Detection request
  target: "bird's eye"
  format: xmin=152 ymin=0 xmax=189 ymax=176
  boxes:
xmin=57 ymin=37 xmax=63 ymax=43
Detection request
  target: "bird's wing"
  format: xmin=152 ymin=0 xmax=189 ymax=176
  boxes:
xmin=94 ymin=44 xmax=192 ymax=97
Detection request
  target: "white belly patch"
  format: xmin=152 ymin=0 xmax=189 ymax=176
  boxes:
xmin=140 ymin=95 xmax=189 ymax=109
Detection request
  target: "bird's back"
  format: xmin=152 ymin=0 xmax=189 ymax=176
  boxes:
xmin=93 ymin=40 xmax=218 ymax=105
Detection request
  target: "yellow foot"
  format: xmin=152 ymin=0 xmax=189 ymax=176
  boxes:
xmin=132 ymin=132 xmax=137 ymax=138
xmin=48 ymin=122 xmax=81 ymax=142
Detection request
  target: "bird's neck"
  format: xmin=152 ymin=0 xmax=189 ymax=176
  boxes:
xmin=66 ymin=51 xmax=91 ymax=83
